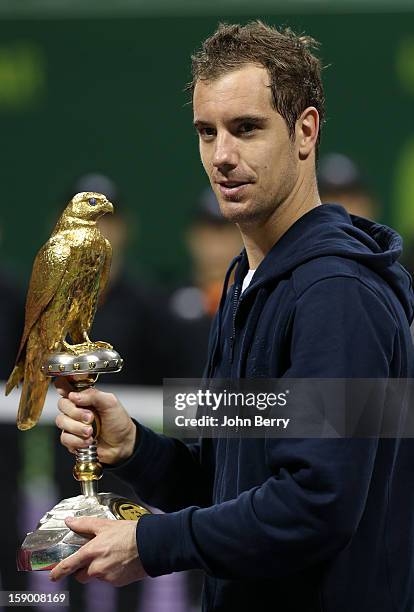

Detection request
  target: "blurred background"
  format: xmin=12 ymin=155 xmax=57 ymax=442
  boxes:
xmin=0 ymin=0 xmax=414 ymax=610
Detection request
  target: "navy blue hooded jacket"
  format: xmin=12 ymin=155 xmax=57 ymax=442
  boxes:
xmin=110 ymin=204 xmax=414 ymax=611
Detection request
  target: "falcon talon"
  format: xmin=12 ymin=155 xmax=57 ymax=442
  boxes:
xmin=92 ymin=341 xmax=114 ymax=350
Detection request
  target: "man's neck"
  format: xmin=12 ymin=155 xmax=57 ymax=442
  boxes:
xmin=239 ymin=178 xmax=321 ymax=269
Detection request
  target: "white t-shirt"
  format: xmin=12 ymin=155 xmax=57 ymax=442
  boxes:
xmin=242 ymin=269 xmax=256 ymax=294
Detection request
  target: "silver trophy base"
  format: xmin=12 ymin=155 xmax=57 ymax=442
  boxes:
xmin=17 ymin=493 xmax=149 ymax=571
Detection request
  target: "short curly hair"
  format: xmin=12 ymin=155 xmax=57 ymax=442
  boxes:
xmin=188 ymin=21 xmax=325 ymax=157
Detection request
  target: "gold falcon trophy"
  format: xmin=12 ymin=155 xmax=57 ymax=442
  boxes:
xmin=5 ymin=192 xmax=149 ymax=571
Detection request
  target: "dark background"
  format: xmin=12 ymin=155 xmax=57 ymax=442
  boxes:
xmin=1 ymin=12 xmax=414 ymax=286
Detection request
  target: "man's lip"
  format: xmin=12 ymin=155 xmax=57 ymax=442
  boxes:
xmin=217 ymin=182 xmax=251 ymax=199
xmin=216 ymin=180 xmax=251 ymax=187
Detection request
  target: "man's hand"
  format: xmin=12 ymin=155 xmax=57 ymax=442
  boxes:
xmin=49 ymin=517 xmax=147 ymax=586
xmin=55 ymin=379 xmax=137 ymax=465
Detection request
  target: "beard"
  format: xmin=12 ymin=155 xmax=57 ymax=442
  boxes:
xmin=217 ymin=190 xmax=283 ymax=228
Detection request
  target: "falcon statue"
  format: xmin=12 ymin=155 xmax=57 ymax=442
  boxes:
xmin=5 ymin=192 xmax=114 ymax=430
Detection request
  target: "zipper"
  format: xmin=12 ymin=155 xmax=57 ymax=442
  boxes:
xmin=229 ymin=284 xmax=241 ymax=364
xmin=207 ymin=253 xmax=244 ymax=377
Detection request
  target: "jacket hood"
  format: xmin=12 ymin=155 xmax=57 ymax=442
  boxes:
xmin=234 ymin=204 xmax=414 ymax=324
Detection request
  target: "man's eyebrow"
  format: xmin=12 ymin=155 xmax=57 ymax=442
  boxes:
xmin=194 ymin=115 xmax=268 ymax=128
xmin=231 ymin=115 xmax=268 ymax=124
xmin=193 ymin=119 xmax=211 ymax=128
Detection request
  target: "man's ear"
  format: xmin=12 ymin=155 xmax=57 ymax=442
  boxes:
xmin=295 ymin=106 xmax=319 ymax=160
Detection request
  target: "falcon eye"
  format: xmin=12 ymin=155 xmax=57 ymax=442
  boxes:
xmin=89 ymin=197 xmax=97 ymax=206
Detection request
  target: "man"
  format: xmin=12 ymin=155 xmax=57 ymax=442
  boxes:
xmin=51 ymin=22 xmax=414 ymax=611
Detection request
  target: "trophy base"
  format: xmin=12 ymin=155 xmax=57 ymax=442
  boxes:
xmin=17 ymin=492 xmax=149 ymax=571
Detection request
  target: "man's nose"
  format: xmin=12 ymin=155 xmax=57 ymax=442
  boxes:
xmin=212 ymin=133 xmax=238 ymax=171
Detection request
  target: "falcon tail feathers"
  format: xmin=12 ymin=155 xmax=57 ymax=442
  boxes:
xmin=16 ymin=361 xmax=50 ymax=431
xmin=5 ymin=362 xmax=24 ymax=396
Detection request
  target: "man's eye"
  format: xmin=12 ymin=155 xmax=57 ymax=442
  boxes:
xmin=239 ymin=123 xmax=256 ymax=134
xmin=198 ymin=127 xmax=216 ymax=139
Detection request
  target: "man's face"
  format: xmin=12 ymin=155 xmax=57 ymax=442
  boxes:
xmin=193 ymin=64 xmax=299 ymax=226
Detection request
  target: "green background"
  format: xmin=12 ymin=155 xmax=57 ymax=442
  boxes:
xmin=1 ymin=11 xmax=414 ymax=284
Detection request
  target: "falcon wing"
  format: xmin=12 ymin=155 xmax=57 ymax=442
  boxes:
xmin=15 ymin=235 xmax=71 ymax=363
xmin=97 ymin=237 xmax=112 ymax=306
xmin=68 ymin=235 xmax=112 ymax=343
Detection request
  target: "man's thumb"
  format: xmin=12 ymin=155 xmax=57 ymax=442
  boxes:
xmin=68 ymin=387 xmax=114 ymax=413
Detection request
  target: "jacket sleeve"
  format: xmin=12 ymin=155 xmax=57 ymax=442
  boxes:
xmin=135 ymin=277 xmax=399 ymax=579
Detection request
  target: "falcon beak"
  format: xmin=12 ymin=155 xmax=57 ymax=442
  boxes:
xmin=103 ymin=200 xmax=114 ymax=215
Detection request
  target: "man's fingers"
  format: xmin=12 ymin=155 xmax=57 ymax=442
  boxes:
xmin=73 ymin=559 xmax=108 ymax=584
xmin=65 ymin=516 xmax=111 ymax=536
xmin=73 ymin=567 xmax=93 ymax=584
xmin=49 ymin=519 xmax=112 ymax=581
xmin=56 ymin=399 xmax=95 ymax=451
xmin=67 ymin=388 xmax=118 ymax=414
xmin=49 ymin=545 xmax=93 ymax=581
xmin=57 ymin=397 xmax=94 ymax=424
xmin=56 ymin=413 xmax=93 ymax=440
xmin=60 ymin=430 xmax=93 ymax=452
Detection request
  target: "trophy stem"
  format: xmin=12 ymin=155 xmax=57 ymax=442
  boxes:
xmin=81 ymin=481 xmax=98 ymax=497
xmin=74 ymin=441 xmax=102 ymax=497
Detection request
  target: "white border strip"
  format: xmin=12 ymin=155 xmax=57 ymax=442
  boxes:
xmin=0 ymin=383 xmax=163 ymax=426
